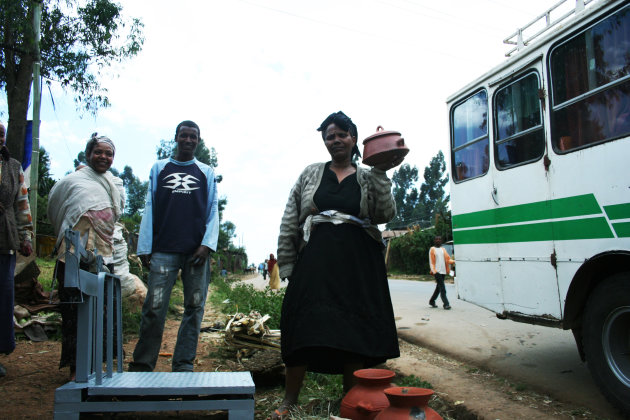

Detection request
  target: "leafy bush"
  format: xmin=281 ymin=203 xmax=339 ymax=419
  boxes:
xmin=388 ymin=228 xmax=435 ymax=274
xmin=210 ymin=276 xmax=285 ymax=329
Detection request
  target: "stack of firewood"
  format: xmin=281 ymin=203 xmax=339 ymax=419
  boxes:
xmin=224 ymin=310 xmax=280 ymax=354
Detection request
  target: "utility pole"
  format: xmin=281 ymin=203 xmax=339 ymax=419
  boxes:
xmin=29 ymin=0 xmax=43 ymax=241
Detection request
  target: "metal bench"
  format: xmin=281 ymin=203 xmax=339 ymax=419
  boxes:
xmin=53 ymin=229 xmax=255 ymax=419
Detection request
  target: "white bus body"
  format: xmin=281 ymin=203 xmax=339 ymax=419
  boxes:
xmin=447 ymin=0 xmax=630 ymax=414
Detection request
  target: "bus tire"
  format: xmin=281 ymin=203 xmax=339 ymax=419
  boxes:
xmin=583 ymin=272 xmax=630 ymax=416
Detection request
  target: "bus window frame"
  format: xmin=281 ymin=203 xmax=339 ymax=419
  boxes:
xmin=450 ymin=88 xmax=490 ymax=184
xmin=547 ymin=3 xmax=630 ymax=155
xmin=492 ymin=70 xmax=546 ymax=171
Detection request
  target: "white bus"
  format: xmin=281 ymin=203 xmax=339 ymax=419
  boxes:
xmin=448 ymin=0 xmax=630 ymax=415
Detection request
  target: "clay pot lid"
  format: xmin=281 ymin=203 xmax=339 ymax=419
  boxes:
xmin=353 ymin=368 xmax=396 ymax=380
xmin=384 ymin=387 xmax=434 ymax=397
xmin=363 ymin=126 xmax=401 ymax=144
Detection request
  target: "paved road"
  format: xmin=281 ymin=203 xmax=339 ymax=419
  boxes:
xmin=389 ymin=278 xmax=622 ymax=419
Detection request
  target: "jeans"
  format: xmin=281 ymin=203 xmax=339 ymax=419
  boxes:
xmin=0 ymin=254 xmax=16 ymax=355
xmin=430 ymin=273 xmax=450 ymax=307
xmin=130 ymin=252 xmax=211 ymax=372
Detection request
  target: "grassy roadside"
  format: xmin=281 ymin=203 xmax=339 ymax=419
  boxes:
xmin=209 ymin=274 xmax=448 ymax=419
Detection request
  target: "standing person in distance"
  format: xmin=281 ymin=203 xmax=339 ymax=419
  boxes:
xmin=0 ymin=121 xmax=33 ymax=378
xmin=428 ymin=235 xmax=455 ymax=310
xmin=267 ymin=253 xmax=280 ymax=290
xmin=129 ymin=120 xmax=219 ymax=372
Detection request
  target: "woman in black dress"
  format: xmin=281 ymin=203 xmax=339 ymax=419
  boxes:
xmin=274 ymin=111 xmax=403 ymax=418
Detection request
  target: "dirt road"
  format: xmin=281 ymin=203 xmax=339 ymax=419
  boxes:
xmin=0 ymin=273 xmax=620 ymax=419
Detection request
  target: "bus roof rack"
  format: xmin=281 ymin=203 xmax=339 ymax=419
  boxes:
xmin=503 ymin=0 xmax=597 ymax=57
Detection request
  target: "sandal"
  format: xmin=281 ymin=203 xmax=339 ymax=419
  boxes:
xmin=269 ymin=406 xmax=290 ymax=419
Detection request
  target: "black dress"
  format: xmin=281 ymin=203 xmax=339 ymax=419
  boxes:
xmin=280 ymin=163 xmax=399 ymax=374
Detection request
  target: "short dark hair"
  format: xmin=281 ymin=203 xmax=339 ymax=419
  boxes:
xmin=175 ymin=120 xmax=200 ymax=139
xmin=317 ymin=111 xmax=361 ymax=159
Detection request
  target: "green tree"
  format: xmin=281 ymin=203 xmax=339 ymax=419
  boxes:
xmin=37 ymin=146 xmax=55 ymax=196
xmin=73 ymin=151 xmax=86 ymax=168
xmin=418 ymin=151 xmax=450 ymax=223
xmin=387 ymin=164 xmax=421 ymax=229
xmin=36 ymin=146 xmax=56 ymax=235
xmin=118 ymin=165 xmax=148 ymax=216
xmin=1 ymin=0 xmax=144 ymax=162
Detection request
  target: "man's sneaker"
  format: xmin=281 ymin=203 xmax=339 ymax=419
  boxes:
xmin=429 ymin=301 xmax=437 ymax=308
xmin=444 ymin=305 xmax=452 ymax=310
xmin=0 ymin=362 xmax=6 ymax=378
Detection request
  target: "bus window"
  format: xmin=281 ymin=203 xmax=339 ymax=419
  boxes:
xmin=451 ymin=90 xmax=489 ymax=181
xmin=550 ymin=4 xmax=630 ymax=152
xmin=494 ymin=72 xmax=545 ymax=169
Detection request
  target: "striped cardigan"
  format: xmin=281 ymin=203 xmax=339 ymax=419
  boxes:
xmin=277 ymin=162 xmax=396 ymax=279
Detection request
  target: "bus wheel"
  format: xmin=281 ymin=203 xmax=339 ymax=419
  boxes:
xmin=583 ymin=273 xmax=630 ymax=416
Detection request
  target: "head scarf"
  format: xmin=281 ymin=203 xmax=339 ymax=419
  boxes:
xmin=85 ymin=132 xmax=116 ymax=157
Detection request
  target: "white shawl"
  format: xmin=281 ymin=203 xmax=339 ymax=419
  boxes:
xmin=48 ymin=166 xmax=125 ymax=247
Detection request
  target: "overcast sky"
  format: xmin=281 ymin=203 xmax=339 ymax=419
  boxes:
xmin=1 ymin=0 xmax=573 ymax=265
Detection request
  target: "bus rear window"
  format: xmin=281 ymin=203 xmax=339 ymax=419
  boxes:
xmin=451 ymin=90 xmax=489 ymax=181
xmin=494 ymin=72 xmax=545 ymax=169
xmin=550 ymin=4 xmax=630 ymax=152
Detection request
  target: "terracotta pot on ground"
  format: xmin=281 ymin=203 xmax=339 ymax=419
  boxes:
xmin=339 ymin=368 xmax=395 ymax=420
xmin=374 ymin=387 xmax=443 ymax=420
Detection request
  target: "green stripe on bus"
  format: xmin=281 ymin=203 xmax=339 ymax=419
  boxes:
xmin=453 ymin=194 xmax=601 ymax=229
xmin=613 ymin=222 xmax=630 ymax=238
xmin=453 ymin=217 xmax=614 ymax=244
xmin=604 ymin=203 xmax=630 ymax=220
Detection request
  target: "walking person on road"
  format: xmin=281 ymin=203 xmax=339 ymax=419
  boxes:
xmin=268 ymin=253 xmax=280 ymax=290
xmin=429 ymin=235 xmax=455 ymax=310
xmin=129 ymin=120 xmax=219 ymax=373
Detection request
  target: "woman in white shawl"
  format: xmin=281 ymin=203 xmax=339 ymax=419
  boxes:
xmin=48 ymin=133 xmax=125 ymax=377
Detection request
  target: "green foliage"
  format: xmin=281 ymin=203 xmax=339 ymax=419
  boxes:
xmin=121 ymin=298 xmax=142 ymax=337
xmin=36 ymin=193 xmax=55 ymax=236
xmin=418 ymin=151 xmax=450 ymax=223
xmin=37 ymin=147 xmax=56 ymax=196
xmin=218 ymin=220 xmax=236 ymax=250
xmin=117 ymin=165 xmax=148 ymax=216
xmin=387 ymin=163 xmax=421 ymax=229
xmin=36 ymin=147 xmax=56 ymax=236
xmin=120 ymin=213 xmax=142 ymax=236
xmin=210 ymin=276 xmax=284 ymax=329
xmin=36 ymin=257 xmax=56 ymax=291
xmin=73 ymin=151 xmax=87 ymax=168
xmin=388 ymin=228 xmax=436 ymax=274
xmin=1 ymin=0 xmax=144 ymax=159
xmin=395 ymin=374 xmax=433 ymax=389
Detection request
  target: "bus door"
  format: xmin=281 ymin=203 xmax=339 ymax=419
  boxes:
xmin=451 ymin=89 xmax=504 ymax=314
xmin=491 ymin=63 xmax=562 ymax=320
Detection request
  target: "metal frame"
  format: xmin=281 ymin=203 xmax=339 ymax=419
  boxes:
xmin=53 ymin=229 xmax=255 ymax=419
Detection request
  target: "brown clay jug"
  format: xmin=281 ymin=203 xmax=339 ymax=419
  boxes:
xmin=339 ymin=368 xmax=395 ymax=420
xmin=374 ymin=387 xmax=443 ymax=420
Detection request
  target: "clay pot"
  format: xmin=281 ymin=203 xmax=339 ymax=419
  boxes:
xmin=362 ymin=126 xmax=409 ymax=167
xmin=339 ymin=368 xmax=396 ymax=420
xmin=374 ymin=387 xmax=443 ymax=420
